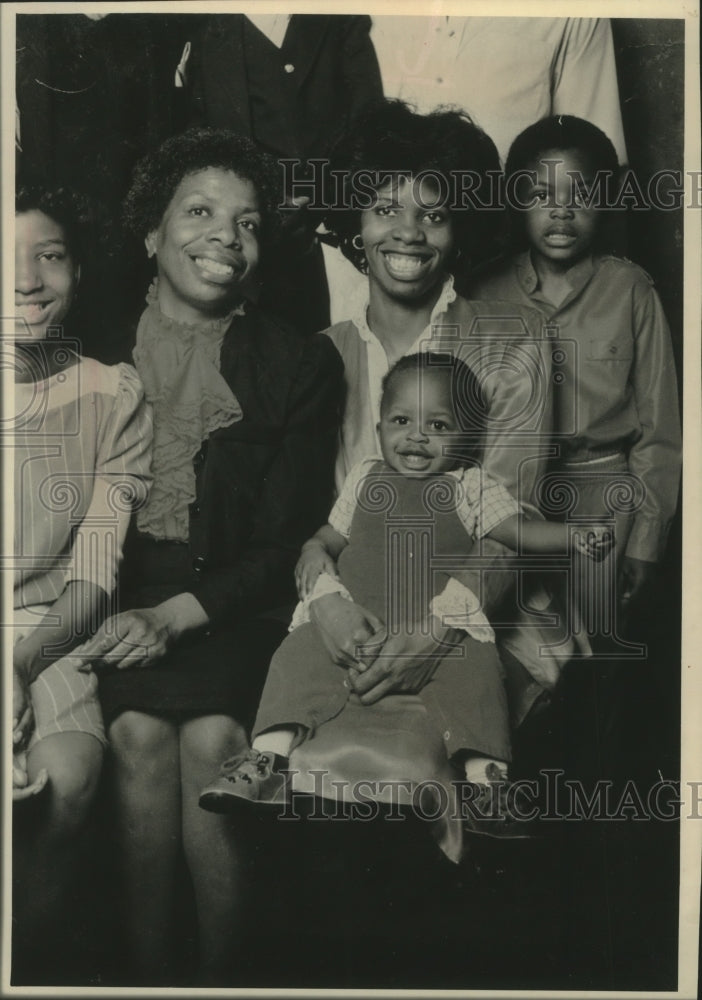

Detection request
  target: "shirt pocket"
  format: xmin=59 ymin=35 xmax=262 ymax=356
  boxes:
xmin=587 ymin=336 xmax=634 ymax=362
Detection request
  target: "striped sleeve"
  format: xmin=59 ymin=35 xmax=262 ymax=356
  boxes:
xmin=66 ymin=364 xmax=153 ymax=595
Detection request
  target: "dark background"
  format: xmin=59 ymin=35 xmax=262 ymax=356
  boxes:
xmin=10 ymin=13 xmax=691 ymax=995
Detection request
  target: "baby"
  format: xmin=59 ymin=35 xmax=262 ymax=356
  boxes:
xmin=200 ymin=353 xmax=611 ymax=820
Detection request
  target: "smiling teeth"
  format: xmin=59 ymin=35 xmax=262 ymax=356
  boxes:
xmin=17 ymin=302 xmax=49 ymax=315
xmin=195 ymin=257 xmax=234 ymax=277
xmin=385 ymin=254 xmax=425 ymax=274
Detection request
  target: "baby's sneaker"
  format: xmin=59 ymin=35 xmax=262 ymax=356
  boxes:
xmin=199 ymin=749 xmax=290 ymax=813
xmin=460 ymin=763 xmax=539 ymax=839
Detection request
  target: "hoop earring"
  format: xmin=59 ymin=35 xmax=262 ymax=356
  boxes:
xmin=351 ymin=234 xmax=364 ymax=251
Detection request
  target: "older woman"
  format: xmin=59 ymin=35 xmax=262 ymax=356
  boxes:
xmin=82 ymin=128 xmax=342 ymax=983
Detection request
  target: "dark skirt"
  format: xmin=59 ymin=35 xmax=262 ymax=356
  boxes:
xmin=98 ymin=538 xmax=290 ymax=730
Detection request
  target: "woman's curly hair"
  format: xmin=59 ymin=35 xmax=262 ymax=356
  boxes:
xmin=324 ymin=99 xmax=502 ymax=275
xmin=122 ymin=127 xmax=282 ymax=246
xmin=15 ymin=183 xmax=98 ymax=265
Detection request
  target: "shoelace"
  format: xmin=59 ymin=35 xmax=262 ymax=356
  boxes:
xmin=223 ymin=750 xmax=272 ymax=784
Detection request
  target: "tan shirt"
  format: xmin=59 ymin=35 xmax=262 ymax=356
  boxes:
xmin=370 ymin=16 xmax=628 ymax=164
xmin=471 ymin=253 xmax=681 ymax=563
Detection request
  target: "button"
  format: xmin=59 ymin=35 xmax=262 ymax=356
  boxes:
xmin=443 ymin=731 xmax=450 ymax=741
xmin=194 ymin=449 xmax=206 ymax=466
xmin=191 ymin=502 xmax=201 ymax=516
xmin=609 ymin=345 xmax=618 ymax=354
xmin=343 ymin=679 xmax=349 ymax=689
xmin=192 ymin=555 xmax=206 ymax=573
xmin=436 ymin=77 xmax=443 ymax=84
xmin=284 ymin=63 xmax=294 ymax=73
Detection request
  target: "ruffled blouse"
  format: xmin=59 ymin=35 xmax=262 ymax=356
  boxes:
xmin=132 ymin=284 xmax=244 ymax=541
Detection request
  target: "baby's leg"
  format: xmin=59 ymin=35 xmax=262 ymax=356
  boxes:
xmin=251 ymin=621 xmax=349 ymax=744
xmin=252 ymin=726 xmax=298 ymax=758
xmin=200 ymin=624 xmax=345 ymax=812
xmin=418 ymin=638 xmax=540 ymax=836
xmin=420 ymin=635 xmax=512 ymax=771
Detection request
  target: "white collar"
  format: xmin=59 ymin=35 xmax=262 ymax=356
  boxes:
xmin=350 ymin=274 xmax=457 ymax=344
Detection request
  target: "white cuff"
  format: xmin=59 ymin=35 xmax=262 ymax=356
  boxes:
xmin=430 ymin=577 xmax=495 ymax=644
xmin=289 ymin=572 xmax=353 ymax=632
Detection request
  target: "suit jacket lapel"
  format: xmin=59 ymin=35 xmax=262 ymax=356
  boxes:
xmin=281 ymin=14 xmax=328 ymax=89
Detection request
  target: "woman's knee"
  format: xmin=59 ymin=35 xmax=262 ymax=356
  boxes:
xmin=28 ymin=732 xmax=103 ymax=835
xmin=179 ymin=715 xmax=248 ymax=775
xmin=109 ymin=711 xmax=179 ymax=778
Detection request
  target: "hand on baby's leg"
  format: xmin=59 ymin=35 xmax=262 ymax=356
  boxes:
xmin=13 ymin=749 xmax=48 ymax=802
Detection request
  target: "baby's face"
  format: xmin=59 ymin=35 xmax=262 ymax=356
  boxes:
xmin=378 ymin=370 xmax=459 ymax=479
xmin=520 ymin=148 xmax=599 ymax=269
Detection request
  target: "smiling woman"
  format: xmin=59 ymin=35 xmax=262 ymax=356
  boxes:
xmin=12 ymin=185 xmax=152 ymax=981
xmin=144 ymin=169 xmax=262 ymax=323
xmin=86 ymin=127 xmax=343 ymax=985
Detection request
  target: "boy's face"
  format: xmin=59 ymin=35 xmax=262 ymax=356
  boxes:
xmin=378 ymin=369 xmax=458 ymax=478
xmin=521 ymin=148 xmax=599 ymax=270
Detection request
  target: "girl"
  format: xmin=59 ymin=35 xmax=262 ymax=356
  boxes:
xmin=200 ymin=353 xmax=610 ymax=854
xmin=12 ymin=185 xmax=152 ymax=976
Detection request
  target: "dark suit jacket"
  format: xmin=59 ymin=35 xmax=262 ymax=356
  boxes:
xmin=121 ymin=304 xmax=344 ymax=626
xmin=188 ymin=13 xmax=382 ymax=160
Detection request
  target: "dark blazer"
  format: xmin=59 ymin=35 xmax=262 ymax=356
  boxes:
xmin=122 ymin=304 xmax=344 ymax=626
xmin=188 ymin=13 xmax=382 ymax=160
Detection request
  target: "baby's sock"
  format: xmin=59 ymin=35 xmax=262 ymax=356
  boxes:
xmin=464 ymin=755 xmax=509 ymax=785
xmin=252 ymin=726 xmax=298 ymax=760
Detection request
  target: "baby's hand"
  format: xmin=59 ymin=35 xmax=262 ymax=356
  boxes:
xmin=295 ymin=541 xmax=338 ymax=599
xmin=573 ymin=524 xmax=615 ymax=562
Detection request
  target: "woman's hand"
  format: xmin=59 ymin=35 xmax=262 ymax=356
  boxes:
xmin=12 ymin=655 xmax=34 ymax=750
xmin=13 ymin=749 xmax=48 ymax=803
xmin=348 ymin=616 xmax=464 ymax=705
xmin=295 ymin=541 xmax=338 ymax=599
xmin=309 ymin=593 xmax=384 ymax=670
xmin=77 ymin=593 xmax=209 ymax=670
